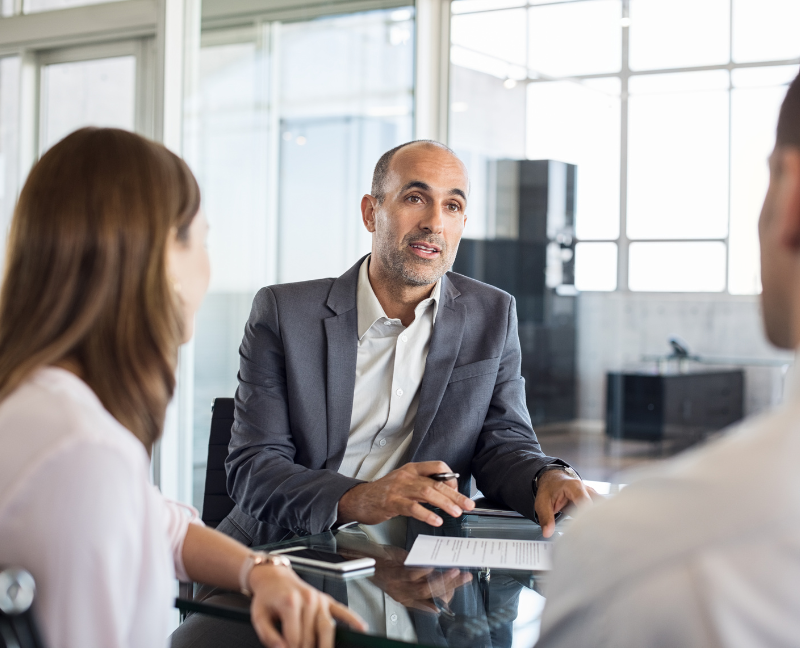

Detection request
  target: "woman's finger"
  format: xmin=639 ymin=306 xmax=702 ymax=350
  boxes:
xmin=315 ymin=601 xmax=337 ymax=648
xmin=329 ymin=599 xmax=368 ymax=632
xmin=251 ymin=603 xmax=286 ymax=648
xmin=300 ymin=590 xmax=317 ymax=648
xmin=279 ymin=590 xmax=303 ymax=648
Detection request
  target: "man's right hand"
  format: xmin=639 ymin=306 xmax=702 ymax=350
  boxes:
xmin=337 ymin=461 xmax=475 ymax=526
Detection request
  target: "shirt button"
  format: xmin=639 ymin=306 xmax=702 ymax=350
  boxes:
xmin=384 ymin=320 xmax=392 ymax=326
xmin=400 ymin=335 xmax=408 ymax=342
xmin=390 ymin=614 xmax=398 ymax=624
xmin=379 ymin=438 xmax=387 ymax=447
xmin=396 ymin=388 xmax=404 ymax=397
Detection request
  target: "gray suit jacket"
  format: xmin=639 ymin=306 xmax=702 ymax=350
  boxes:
xmin=222 ymin=256 xmax=562 ymax=546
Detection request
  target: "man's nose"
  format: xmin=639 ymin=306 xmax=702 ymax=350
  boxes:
xmin=419 ymin=202 xmax=445 ymax=234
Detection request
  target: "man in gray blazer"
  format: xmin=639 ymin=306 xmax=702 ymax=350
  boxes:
xmin=219 ymin=140 xmax=595 ymax=547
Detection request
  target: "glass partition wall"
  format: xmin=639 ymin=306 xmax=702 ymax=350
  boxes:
xmin=189 ymin=7 xmax=414 ymax=510
xmin=449 ymin=0 xmax=800 ymax=294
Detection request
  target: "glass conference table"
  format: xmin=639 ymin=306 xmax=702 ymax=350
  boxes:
xmin=172 ymin=483 xmax=617 ymax=648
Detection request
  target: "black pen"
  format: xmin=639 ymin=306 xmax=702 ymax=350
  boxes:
xmin=429 ymin=472 xmax=459 ymax=482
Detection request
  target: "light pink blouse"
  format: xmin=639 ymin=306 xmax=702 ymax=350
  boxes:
xmin=0 ymin=367 xmax=200 ymax=648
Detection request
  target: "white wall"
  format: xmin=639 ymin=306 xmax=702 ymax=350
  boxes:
xmin=576 ymin=291 xmax=794 ymax=422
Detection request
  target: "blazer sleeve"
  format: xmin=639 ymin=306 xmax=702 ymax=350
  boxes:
xmin=225 ymin=287 xmax=363 ymax=535
xmin=470 ymin=295 xmax=565 ymax=521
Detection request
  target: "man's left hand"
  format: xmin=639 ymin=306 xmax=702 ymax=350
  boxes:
xmin=534 ymin=471 xmax=600 ymax=538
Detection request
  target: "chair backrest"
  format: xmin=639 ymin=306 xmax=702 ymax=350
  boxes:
xmin=0 ymin=568 xmax=46 ymax=648
xmin=201 ymin=398 xmax=236 ymax=528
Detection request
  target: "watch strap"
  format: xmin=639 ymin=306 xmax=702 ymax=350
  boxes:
xmin=239 ymin=551 xmax=292 ymax=596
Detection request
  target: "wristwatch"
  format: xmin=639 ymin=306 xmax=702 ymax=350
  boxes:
xmin=239 ymin=551 xmax=292 ymax=596
xmin=532 ymin=463 xmax=580 ymax=500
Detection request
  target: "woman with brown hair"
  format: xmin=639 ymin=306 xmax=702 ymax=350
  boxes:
xmin=0 ymin=127 xmax=365 ymax=648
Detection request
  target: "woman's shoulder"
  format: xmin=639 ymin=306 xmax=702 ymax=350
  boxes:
xmin=0 ymin=367 xmax=149 ymax=505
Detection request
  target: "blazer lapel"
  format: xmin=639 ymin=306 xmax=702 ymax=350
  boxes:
xmin=323 ymin=257 xmax=364 ymax=470
xmin=408 ymin=274 xmax=466 ymax=461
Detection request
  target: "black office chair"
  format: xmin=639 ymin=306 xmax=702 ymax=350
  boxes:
xmin=0 ymin=567 xmax=46 ymax=648
xmin=201 ymin=398 xmax=236 ymax=529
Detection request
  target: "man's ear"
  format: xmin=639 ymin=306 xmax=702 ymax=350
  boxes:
xmin=777 ymin=148 xmax=800 ymax=250
xmin=361 ymin=194 xmax=377 ymax=233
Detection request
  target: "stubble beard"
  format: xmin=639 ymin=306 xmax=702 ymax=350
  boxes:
xmin=376 ymin=232 xmax=455 ymax=288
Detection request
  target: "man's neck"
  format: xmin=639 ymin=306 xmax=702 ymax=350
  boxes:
xmin=368 ymin=257 xmax=436 ymax=327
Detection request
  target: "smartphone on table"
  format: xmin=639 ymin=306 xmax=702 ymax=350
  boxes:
xmin=270 ymin=546 xmax=376 ymax=573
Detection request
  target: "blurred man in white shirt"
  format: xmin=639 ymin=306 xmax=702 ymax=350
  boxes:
xmin=537 ymin=71 xmax=800 ymax=648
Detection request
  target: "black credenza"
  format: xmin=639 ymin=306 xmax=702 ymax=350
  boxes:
xmin=605 ymin=370 xmax=744 ymax=443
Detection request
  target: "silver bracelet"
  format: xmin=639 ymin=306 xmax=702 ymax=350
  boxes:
xmin=239 ymin=551 xmax=292 ymax=596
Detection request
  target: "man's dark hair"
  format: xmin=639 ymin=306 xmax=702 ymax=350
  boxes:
xmin=777 ymin=71 xmax=800 ymax=148
xmin=371 ymin=140 xmax=457 ymax=203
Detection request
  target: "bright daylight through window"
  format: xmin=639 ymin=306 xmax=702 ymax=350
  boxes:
xmin=449 ymin=0 xmax=800 ymax=293
xmin=187 ymin=7 xmax=415 ymax=510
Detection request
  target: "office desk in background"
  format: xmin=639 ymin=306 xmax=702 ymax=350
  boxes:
xmin=171 ymin=507 xmax=577 ymax=648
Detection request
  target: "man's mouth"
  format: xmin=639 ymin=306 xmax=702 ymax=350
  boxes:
xmin=409 ymin=242 xmax=442 ymax=258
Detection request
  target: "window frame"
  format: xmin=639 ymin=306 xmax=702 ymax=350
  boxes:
xmin=447 ymin=0 xmax=800 ymax=293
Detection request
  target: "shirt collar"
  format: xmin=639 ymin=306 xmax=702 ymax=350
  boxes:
xmin=356 ymin=255 xmax=441 ymax=340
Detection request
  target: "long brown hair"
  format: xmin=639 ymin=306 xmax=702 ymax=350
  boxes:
xmin=0 ymin=127 xmax=200 ymax=450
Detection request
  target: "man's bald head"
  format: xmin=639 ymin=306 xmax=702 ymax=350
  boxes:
xmin=371 ymin=140 xmax=460 ymax=203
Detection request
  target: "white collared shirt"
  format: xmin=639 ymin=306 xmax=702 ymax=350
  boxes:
xmin=338 ymin=255 xmax=441 ymax=483
xmin=336 ymin=258 xmax=439 ymax=635
xmin=537 ymin=369 xmax=800 ymax=648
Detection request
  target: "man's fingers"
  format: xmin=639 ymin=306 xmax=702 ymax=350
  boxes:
xmin=415 ymin=484 xmax=467 ymax=518
xmin=408 ymin=600 xmax=440 ymax=614
xmin=407 ymin=501 xmax=443 ymax=526
xmin=411 ymin=460 xmax=453 ymax=476
xmin=329 ymin=600 xmax=368 ymax=632
xmin=585 ymin=485 xmax=604 ymax=502
xmin=567 ymin=483 xmax=593 ymax=507
xmin=407 ymin=567 xmax=435 ymax=581
xmin=426 ymin=570 xmax=465 ymax=598
xmin=411 ymin=480 xmax=474 ymax=515
xmin=537 ymin=501 xmax=556 ymax=538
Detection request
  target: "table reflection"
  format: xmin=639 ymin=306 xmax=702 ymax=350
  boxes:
xmin=172 ymin=500 xmax=589 ymax=648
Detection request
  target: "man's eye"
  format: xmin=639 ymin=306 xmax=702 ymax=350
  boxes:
xmin=408 ymin=195 xmax=421 ymax=203
xmin=447 ymin=203 xmax=461 ymax=212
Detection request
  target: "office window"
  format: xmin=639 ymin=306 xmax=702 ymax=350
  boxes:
xmin=732 ymin=0 xmax=800 ymax=64
xmin=190 ymin=8 xmax=414 ymax=510
xmin=629 ymin=242 xmax=727 ymax=293
xmin=23 ymin=0 xmax=125 ymax=13
xmin=527 ymin=78 xmax=620 ymax=241
xmin=575 ymin=242 xmax=617 ymax=292
xmin=0 ymin=56 xmax=19 ymax=269
xmin=629 ymin=0 xmax=729 ymax=71
xmin=627 ymin=71 xmax=730 ymax=241
xmin=729 ymin=65 xmax=798 ymax=294
xmin=449 ymin=0 xmax=800 ymax=293
xmin=527 ymin=0 xmax=621 ymax=77
xmin=39 ymin=56 xmax=136 ymax=153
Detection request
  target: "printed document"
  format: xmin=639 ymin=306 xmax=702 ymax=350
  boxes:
xmin=404 ymin=535 xmax=552 ymax=570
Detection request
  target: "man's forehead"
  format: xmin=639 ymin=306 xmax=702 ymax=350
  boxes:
xmin=386 ymin=144 xmax=469 ymax=192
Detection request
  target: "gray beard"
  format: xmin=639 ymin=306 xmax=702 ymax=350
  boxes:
xmin=377 ymin=238 xmax=455 ymax=287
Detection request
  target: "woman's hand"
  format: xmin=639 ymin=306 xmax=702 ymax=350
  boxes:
xmin=248 ymin=564 xmax=368 ymax=648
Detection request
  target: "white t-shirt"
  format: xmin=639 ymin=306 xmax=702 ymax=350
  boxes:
xmin=537 ymin=377 xmax=800 ymax=648
xmin=0 ymin=367 xmax=200 ymax=648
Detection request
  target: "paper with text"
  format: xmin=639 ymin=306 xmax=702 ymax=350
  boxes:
xmin=404 ymin=535 xmax=553 ymax=570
